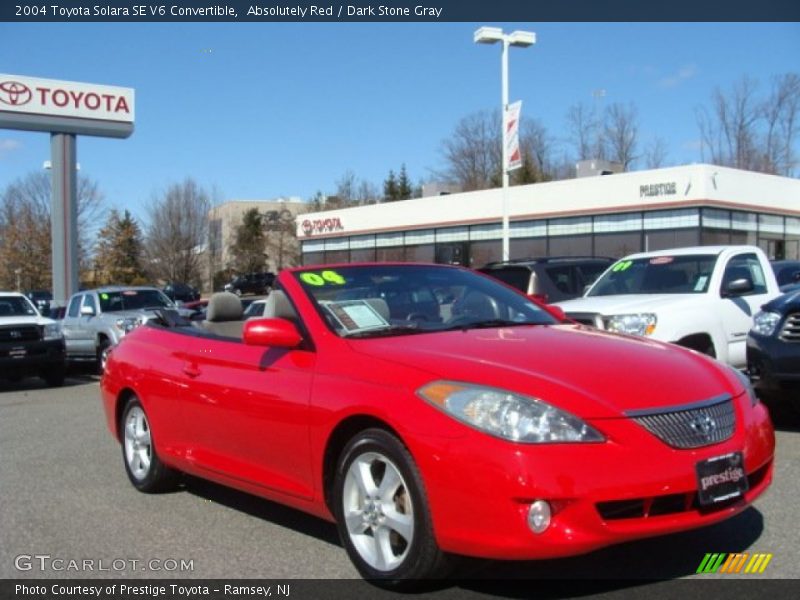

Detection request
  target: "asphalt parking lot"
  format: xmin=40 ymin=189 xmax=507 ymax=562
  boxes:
xmin=1 ymin=374 xmax=799 ymax=593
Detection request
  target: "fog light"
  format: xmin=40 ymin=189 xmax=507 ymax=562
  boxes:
xmin=527 ymin=500 xmax=551 ymax=534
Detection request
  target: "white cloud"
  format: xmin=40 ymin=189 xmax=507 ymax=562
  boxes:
xmin=0 ymin=138 xmax=22 ymax=159
xmin=658 ymin=64 xmax=698 ymax=89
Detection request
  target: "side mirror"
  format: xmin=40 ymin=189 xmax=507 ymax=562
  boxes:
xmin=545 ymin=305 xmax=566 ymax=321
xmin=724 ymin=278 xmax=754 ymax=297
xmin=243 ymin=318 xmax=302 ymax=348
xmin=80 ymin=305 xmax=95 ymax=316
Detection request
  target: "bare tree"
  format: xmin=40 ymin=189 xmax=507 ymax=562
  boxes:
xmin=518 ymin=119 xmax=556 ymax=182
xmin=264 ymin=209 xmax=300 ymax=271
xmin=566 ymin=102 xmax=603 ymax=162
xmin=697 ymin=74 xmax=800 ymax=175
xmin=144 ymin=178 xmax=210 ymax=286
xmin=0 ymin=171 xmax=104 ymax=290
xmin=439 ymin=110 xmax=500 ymax=191
xmin=643 ymin=136 xmax=670 ymax=169
xmin=697 ymin=76 xmax=761 ymax=170
xmin=761 ymin=73 xmax=800 ymax=176
xmin=603 ymin=102 xmax=639 ymax=170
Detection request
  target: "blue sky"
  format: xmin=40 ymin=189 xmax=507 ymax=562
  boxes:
xmin=1 ymin=22 xmax=798 ymax=224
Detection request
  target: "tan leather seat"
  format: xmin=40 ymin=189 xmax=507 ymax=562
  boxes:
xmin=201 ymin=292 xmax=244 ymax=338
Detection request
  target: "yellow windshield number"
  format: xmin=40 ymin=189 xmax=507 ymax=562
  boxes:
xmin=300 ymin=270 xmax=346 ymax=286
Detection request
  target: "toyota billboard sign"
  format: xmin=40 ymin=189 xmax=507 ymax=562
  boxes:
xmin=0 ymin=73 xmax=134 ymax=137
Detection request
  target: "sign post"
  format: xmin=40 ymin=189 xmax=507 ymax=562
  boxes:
xmin=0 ymin=74 xmax=134 ymax=303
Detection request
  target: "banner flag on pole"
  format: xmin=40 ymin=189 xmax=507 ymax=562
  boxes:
xmin=505 ymin=100 xmax=522 ymax=172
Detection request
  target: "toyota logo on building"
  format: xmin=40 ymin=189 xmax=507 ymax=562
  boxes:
xmin=0 ymin=81 xmax=33 ymax=106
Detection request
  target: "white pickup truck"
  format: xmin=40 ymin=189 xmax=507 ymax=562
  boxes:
xmin=555 ymin=246 xmax=781 ymax=369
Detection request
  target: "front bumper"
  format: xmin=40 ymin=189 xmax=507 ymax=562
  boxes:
xmin=747 ymin=333 xmax=800 ymax=391
xmin=410 ymin=395 xmax=774 ymax=560
xmin=0 ymin=338 xmax=66 ymax=375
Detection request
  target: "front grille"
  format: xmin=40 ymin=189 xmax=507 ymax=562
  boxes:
xmin=779 ymin=312 xmax=800 ymax=342
xmin=0 ymin=325 xmax=41 ymax=343
xmin=628 ymin=395 xmax=735 ymax=449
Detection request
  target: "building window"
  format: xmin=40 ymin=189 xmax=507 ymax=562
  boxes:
xmin=405 ymin=244 xmax=435 ymax=262
xmin=644 ymin=229 xmax=700 ymax=251
xmin=549 ymin=235 xmax=592 ymax=256
xmin=405 ymin=229 xmax=435 ymax=245
xmin=435 ymin=227 xmax=469 ymax=243
xmin=376 ymin=232 xmax=404 ymax=247
xmin=350 ymin=235 xmax=376 ymax=249
xmin=643 ymin=208 xmax=699 ymax=230
xmin=302 ymin=240 xmax=325 ymax=253
xmin=350 ymin=248 xmax=376 ymax=262
xmin=376 ymin=247 xmax=405 ymax=262
xmin=324 ymin=238 xmax=349 ymax=251
xmin=759 ymin=214 xmax=784 ymax=235
xmin=301 ymin=252 xmax=325 ymax=265
xmin=470 ymin=223 xmax=502 ymax=240
xmin=702 ymin=208 xmax=731 ymax=229
xmin=548 ymin=216 xmax=592 ymax=236
xmin=594 ymin=232 xmax=642 ymax=258
xmin=510 ymin=237 xmax=547 ymax=259
xmin=511 ymin=220 xmax=546 ymax=238
xmin=594 ymin=212 xmax=642 ymax=233
xmin=469 ymin=241 xmax=503 ymax=267
xmin=325 ymin=250 xmax=349 ymax=263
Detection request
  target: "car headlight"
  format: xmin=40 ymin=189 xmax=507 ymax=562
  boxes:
xmin=418 ymin=381 xmax=604 ymax=443
xmin=42 ymin=323 xmax=62 ymax=341
xmin=751 ymin=310 xmax=781 ymax=337
xmin=729 ymin=366 xmax=759 ymax=407
xmin=606 ymin=313 xmax=657 ymax=336
xmin=115 ymin=317 xmax=141 ymax=334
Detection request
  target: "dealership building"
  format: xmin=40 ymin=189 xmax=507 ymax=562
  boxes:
xmin=297 ymin=164 xmax=800 ymax=267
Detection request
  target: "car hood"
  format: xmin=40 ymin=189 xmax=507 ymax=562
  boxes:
xmin=347 ymin=324 xmax=739 ymax=419
xmin=0 ymin=315 xmax=55 ymax=326
xmin=555 ymin=293 xmax=700 ymax=315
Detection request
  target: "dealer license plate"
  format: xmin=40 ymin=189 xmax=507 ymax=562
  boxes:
xmin=696 ymin=452 xmax=748 ymax=506
xmin=9 ymin=347 xmax=26 ymax=359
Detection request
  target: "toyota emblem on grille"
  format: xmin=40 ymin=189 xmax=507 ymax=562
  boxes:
xmin=689 ymin=413 xmax=717 ymax=437
xmin=10 ymin=330 xmax=22 ymax=339
xmin=0 ymin=81 xmax=33 ymax=106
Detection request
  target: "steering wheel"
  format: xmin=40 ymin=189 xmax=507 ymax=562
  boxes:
xmin=406 ymin=312 xmax=429 ymax=322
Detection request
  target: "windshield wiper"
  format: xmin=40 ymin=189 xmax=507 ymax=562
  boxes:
xmin=344 ymin=324 xmax=427 ymax=339
xmin=439 ymin=319 xmax=537 ymax=332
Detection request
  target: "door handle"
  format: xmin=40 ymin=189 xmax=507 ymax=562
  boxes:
xmin=183 ymin=364 xmax=201 ymax=378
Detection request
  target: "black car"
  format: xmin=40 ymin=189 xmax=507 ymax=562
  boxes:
xmin=223 ymin=272 xmax=275 ymax=296
xmin=163 ymin=282 xmax=201 ymax=303
xmin=478 ymin=256 xmax=614 ymax=303
xmin=25 ymin=290 xmax=53 ymax=315
xmin=747 ymin=289 xmax=800 ymax=410
xmin=771 ymin=260 xmax=800 ymax=292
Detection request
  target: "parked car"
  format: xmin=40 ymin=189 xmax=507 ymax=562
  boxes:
xmin=479 ymin=256 xmax=614 ymax=303
xmin=243 ymin=298 xmax=267 ymax=319
xmin=101 ymin=263 xmax=773 ymax=583
xmin=25 ymin=290 xmax=53 ymax=315
xmin=747 ymin=289 xmax=800 ymax=410
xmin=163 ymin=282 xmax=201 ymax=303
xmin=61 ymin=286 xmax=177 ymax=371
xmin=556 ymin=246 xmax=781 ymax=368
xmin=224 ymin=272 xmax=275 ymax=296
xmin=0 ymin=291 xmax=65 ymax=386
xmin=771 ymin=260 xmax=800 ymax=292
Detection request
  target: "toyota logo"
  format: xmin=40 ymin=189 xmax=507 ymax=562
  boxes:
xmin=0 ymin=81 xmax=32 ymax=106
xmin=689 ymin=413 xmax=717 ymax=437
xmin=10 ymin=330 xmax=22 ymax=339
xmin=302 ymin=219 xmax=313 ymax=235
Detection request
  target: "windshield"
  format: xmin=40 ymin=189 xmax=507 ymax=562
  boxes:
xmin=98 ymin=289 xmax=174 ymax=312
xmin=0 ymin=295 xmax=39 ymax=317
xmin=294 ymin=265 xmax=557 ymax=338
xmin=588 ymin=254 xmax=719 ymax=297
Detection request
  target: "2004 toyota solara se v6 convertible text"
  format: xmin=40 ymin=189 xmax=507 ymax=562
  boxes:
xmin=100 ymin=264 xmax=774 ymax=583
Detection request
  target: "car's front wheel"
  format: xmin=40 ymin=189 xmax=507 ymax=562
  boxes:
xmin=121 ymin=396 xmax=178 ymax=492
xmin=97 ymin=338 xmax=111 ymax=374
xmin=333 ymin=428 xmax=452 ymax=584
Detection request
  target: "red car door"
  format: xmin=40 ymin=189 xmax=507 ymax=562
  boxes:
xmin=179 ymin=334 xmax=316 ymax=500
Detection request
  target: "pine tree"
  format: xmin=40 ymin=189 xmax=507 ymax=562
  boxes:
xmin=94 ymin=209 xmax=146 ymax=285
xmin=229 ymin=208 xmax=267 ymax=273
xmin=383 ymin=170 xmax=399 ymax=202
xmin=397 ymin=164 xmax=413 ymax=200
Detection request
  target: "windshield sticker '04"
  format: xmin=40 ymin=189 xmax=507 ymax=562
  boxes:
xmin=299 ymin=270 xmax=346 ymax=286
xmin=612 ymin=260 xmax=633 ymax=272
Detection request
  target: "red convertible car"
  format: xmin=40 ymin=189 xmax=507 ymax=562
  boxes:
xmin=101 ymin=264 xmax=774 ymax=582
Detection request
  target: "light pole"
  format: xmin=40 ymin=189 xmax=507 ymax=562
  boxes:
xmin=474 ymin=26 xmax=535 ymax=261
